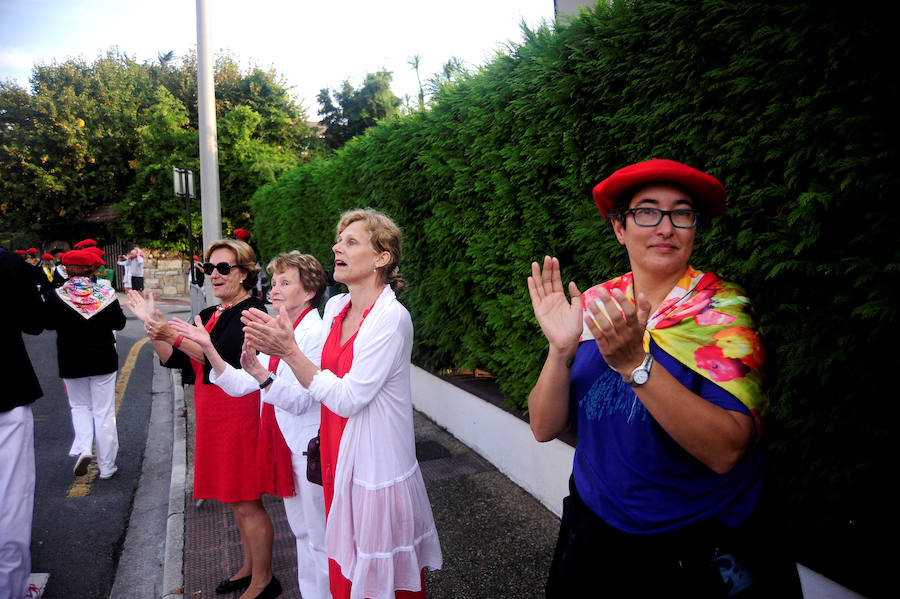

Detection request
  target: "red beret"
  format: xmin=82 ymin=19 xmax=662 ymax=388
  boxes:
xmin=27 ymin=248 xmax=38 ymax=254
xmin=62 ymin=249 xmax=97 ymax=266
xmin=74 ymin=238 xmax=98 ymax=249
xmin=233 ymin=228 xmax=250 ymax=240
xmin=15 ymin=249 xmax=26 ymax=255
xmin=42 ymin=253 xmax=54 ymax=260
xmin=592 ymin=159 xmax=726 ymax=218
xmin=84 ymin=246 xmax=105 ymax=257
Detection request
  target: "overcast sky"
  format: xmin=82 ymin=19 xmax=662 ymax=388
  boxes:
xmin=0 ymin=0 xmax=557 ymax=116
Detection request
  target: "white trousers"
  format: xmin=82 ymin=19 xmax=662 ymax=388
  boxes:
xmin=64 ymin=372 xmax=118 ymax=476
xmin=0 ymin=406 xmax=35 ymax=599
xmin=284 ymin=442 xmax=330 ymax=599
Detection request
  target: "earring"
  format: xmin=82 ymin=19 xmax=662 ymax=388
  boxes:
xmin=373 ymin=265 xmax=377 ymax=273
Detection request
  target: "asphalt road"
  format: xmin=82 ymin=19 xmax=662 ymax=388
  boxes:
xmin=24 ymin=297 xmax=189 ymax=599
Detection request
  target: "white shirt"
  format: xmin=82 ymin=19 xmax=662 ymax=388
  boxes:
xmin=209 ymin=307 xmax=323 ymax=454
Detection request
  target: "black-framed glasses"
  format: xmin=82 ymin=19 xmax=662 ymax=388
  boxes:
xmin=202 ymin=262 xmax=238 ymax=275
xmin=623 ymin=208 xmax=699 ymax=229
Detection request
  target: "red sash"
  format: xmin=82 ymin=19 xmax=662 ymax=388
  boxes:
xmin=257 ymin=307 xmax=312 ymax=498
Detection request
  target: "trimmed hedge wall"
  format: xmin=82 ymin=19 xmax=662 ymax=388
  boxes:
xmin=251 ymin=2 xmax=896 ymax=595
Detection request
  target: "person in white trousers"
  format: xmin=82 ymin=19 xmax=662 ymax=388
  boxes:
xmin=0 ymin=247 xmax=44 ymax=599
xmin=44 ymin=249 xmax=126 ymax=479
xmin=173 ymin=251 xmax=331 ymax=599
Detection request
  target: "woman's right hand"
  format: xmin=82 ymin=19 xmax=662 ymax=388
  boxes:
xmin=125 ymin=289 xmax=156 ymax=323
xmin=527 ymin=256 xmax=583 ymax=354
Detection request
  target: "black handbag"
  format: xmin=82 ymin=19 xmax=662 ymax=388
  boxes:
xmin=303 ymin=430 xmax=322 ymax=486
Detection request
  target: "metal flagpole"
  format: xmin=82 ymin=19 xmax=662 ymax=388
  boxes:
xmin=196 ymin=0 xmax=222 ymax=257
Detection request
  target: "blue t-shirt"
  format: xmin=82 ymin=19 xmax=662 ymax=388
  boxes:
xmin=570 ymin=338 xmax=762 ymax=534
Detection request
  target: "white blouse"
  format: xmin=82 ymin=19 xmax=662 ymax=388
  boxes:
xmin=209 ymin=308 xmax=323 ymax=454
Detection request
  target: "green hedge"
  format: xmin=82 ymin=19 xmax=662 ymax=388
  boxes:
xmin=251 ymin=2 xmax=896 ymax=595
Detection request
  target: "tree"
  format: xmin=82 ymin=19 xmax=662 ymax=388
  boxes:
xmin=0 ymin=51 xmax=158 ymax=235
xmin=316 ymin=70 xmax=401 ymax=150
xmin=424 ymin=56 xmax=468 ymax=98
xmin=1 ymin=49 xmax=315 ymax=244
xmin=118 ymin=86 xmax=197 ymax=247
xmin=407 ymin=54 xmax=425 ymax=111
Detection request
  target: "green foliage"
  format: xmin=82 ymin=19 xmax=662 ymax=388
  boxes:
xmin=252 ymin=2 xmax=897 ymax=595
xmin=316 ymin=70 xmax=402 ymax=150
xmin=0 ymin=49 xmax=313 ymax=243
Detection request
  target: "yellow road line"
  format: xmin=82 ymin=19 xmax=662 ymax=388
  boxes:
xmin=67 ymin=337 xmax=151 ymax=498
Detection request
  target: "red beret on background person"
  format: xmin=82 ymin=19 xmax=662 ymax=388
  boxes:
xmin=26 ymin=248 xmax=38 ymax=255
xmin=74 ymin=238 xmax=98 ymax=249
xmin=233 ymin=228 xmax=251 ymax=241
xmin=16 ymin=249 xmax=26 ymax=255
xmin=83 ymin=246 xmax=106 ymax=264
xmin=42 ymin=253 xmax=54 ymax=261
xmin=61 ymin=249 xmax=97 ymax=267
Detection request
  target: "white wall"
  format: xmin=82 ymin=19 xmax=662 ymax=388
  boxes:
xmin=411 ymin=365 xmax=573 ymax=517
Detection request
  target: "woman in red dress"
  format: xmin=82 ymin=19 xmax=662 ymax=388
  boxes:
xmin=127 ymin=239 xmax=281 ymax=599
xmin=243 ymin=209 xmax=442 ymax=599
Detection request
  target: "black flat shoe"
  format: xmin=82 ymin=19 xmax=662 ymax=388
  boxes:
xmin=249 ymin=576 xmax=281 ymax=599
xmin=215 ymin=575 xmax=251 ymax=594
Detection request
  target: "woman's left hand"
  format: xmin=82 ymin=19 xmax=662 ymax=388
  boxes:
xmin=170 ymin=315 xmax=213 ymax=350
xmin=584 ymin=287 xmax=651 ymax=375
xmin=242 ymin=308 xmax=296 ymax=358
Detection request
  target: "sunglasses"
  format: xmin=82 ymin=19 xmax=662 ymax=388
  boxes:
xmin=202 ymin=262 xmax=239 ymax=276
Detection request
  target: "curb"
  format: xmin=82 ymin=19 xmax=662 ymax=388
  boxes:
xmin=161 ymin=370 xmax=186 ymax=599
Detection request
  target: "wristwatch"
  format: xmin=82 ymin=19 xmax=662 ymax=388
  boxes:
xmin=259 ymin=373 xmax=276 ymax=389
xmin=626 ymin=353 xmax=653 ymax=387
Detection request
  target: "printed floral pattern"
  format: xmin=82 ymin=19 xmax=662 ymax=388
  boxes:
xmin=580 ymin=266 xmax=767 ymax=432
xmin=55 ymin=276 xmax=118 ymax=319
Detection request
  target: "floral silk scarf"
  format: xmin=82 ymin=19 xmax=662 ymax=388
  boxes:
xmin=55 ymin=276 xmax=118 ymax=319
xmin=580 ymin=266 xmax=767 ymax=436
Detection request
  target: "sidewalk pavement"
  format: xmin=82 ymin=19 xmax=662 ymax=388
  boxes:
xmin=114 ymin=295 xmax=560 ymax=599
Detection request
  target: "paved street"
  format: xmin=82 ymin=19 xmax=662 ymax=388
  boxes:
xmin=24 ymin=296 xmax=190 ymax=598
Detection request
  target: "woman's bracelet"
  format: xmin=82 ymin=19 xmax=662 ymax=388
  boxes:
xmin=172 ymin=335 xmax=184 ymax=349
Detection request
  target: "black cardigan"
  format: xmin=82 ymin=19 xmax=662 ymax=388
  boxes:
xmin=163 ymin=296 xmax=266 ymax=385
xmin=0 ymin=249 xmax=44 ymax=411
xmin=44 ymin=285 xmax=127 ymax=379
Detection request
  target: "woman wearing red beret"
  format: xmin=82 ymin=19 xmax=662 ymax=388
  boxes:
xmin=43 ymin=249 xmax=125 ymax=479
xmin=528 ymin=159 xmax=800 ymax=596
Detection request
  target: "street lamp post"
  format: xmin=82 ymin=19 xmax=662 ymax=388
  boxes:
xmin=173 ymin=167 xmax=204 ymax=317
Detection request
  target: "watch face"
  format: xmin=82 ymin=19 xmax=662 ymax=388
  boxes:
xmin=632 ymin=369 xmax=649 ymax=385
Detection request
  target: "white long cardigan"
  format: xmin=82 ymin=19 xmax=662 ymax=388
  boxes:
xmin=225 ymin=286 xmax=442 ymax=598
